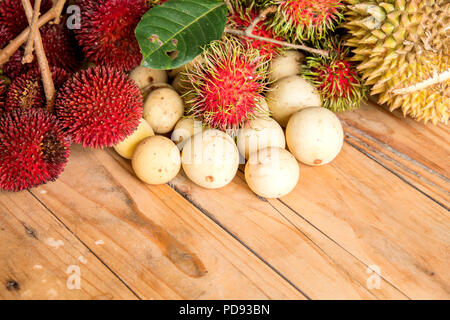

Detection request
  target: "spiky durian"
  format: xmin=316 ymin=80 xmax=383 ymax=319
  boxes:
xmin=344 ymin=0 xmax=449 ymax=124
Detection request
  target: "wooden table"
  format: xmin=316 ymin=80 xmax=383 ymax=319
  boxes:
xmin=1 ymin=101 xmax=449 ymax=300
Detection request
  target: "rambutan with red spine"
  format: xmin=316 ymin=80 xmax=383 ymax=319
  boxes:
xmin=228 ymin=4 xmax=283 ymax=58
xmin=184 ymin=37 xmax=269 ymax=131
xmin=0 ymin=108 xmax=70 ymax=192
xmin=0 ymin=79 xmax=7 ymax=113
xmin=55 ymin=66 xmax=143 ymax=148
xmin=74 ymin=0 xmax=149 ymax=71
xmin=268 ymin=0 xmax=344 ymax=42
xmin=301 ymin=40 xmax=366 ymax=112
xmin=5 ymin=67 xmax=70 ymax=112
xmin=0 ymin=0 xmax=52 ymax=48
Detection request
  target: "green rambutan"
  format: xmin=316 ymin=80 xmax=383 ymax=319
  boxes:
xmin=74 ymin=0 xmax=149 ymax=71
xmin=0 ymin=108 xmax=70 ymax=192
xmin=184 ymin=37 xmax=269 ymax=130
xmin=302 ymin=40 xmax=366 ymax=112
xmin=269 ymin=0 xmax=344 ymax=42
xmin=55 ymin=66 xmax=143 ymax=148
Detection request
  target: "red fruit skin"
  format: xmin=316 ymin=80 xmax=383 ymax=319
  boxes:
xmin=0 ymin=0 xmax=52 ymax=48
xmin=55 ymin=66 xmax=144 ymax=148
xmin=316 ymin=60 xmax=359 ymax=99
xmin=5 ymin=67 xmax=70 ymax=112
xmin=186 ymin=39 xmax=268 ymax=130
xmin=75 ymin=0 xmax=149 ymax=71
xmin=0 ymin=79 xmax=6 ymax=113
xmin=229 ymin=10 xmax=283 ymax=58
xmin=0 ymin=109 xmax=70 ymax=192
xmin=5 ymin=72 xmax=46 ymax=111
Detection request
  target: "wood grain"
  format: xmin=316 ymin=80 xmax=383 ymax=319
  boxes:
xmin=170 ymin=169 xmax=407 ymax=299
xmin=0 ymin=191 xmax=137 ymax=300
xmin=29 ymin=145 xmax=305 ymax=300
xmin=338 ymin=102 xmax=449 ymax=208
xmin=278 ymin=144 xmax=450 ymax=299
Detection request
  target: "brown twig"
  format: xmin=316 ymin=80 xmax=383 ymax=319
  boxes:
xmin=245 ymin=6 xmax=276 ymax=36
xmin=51 ymin=0 xmax=66 ymax=25
xmin=225 ymin=28 xmax=329 ymax=57
xmin=225 ymin=5 xmax=329 ymax=57
xmin=22 ymin=0 xmax=42 ymax=64
xmin=0 ymin=0 xmax=67 ymax=66
xmin=22 ymin=0 xmax=56 ymax=112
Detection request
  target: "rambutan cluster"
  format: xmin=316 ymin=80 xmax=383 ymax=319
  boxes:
xmin=0 ymin=109 xmax=70 ymax=192
xmin=55 ymin=66 xmax=144 ymax=148
xmin=184 ymin=38 xmax=269 ymax=130
xmin=302 ymin=41 xmax=366 ymax=111
xmin=75 ymin=0 xmax=149 ymax=71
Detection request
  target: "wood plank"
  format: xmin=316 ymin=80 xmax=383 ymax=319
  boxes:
xmin=0 ymin=191 xmax=137 ymax=300
xmin=29 ymin=145 xmax=305 ymax=300
xmin=170 ymin=170 xmax=408 ymax=299
xmin=278 ymin=144 xmax=450 ymax=299
xmin=338 ymin=101 xmax=450 ymax=208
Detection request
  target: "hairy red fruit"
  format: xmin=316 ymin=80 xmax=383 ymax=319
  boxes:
xmin=0 ymin=108 xmax=70 ymax=192
xmin=269 ymin=0 xmax=343 ymax=41
xmin=75 ymin=0 xmax=149 ymax=71
xmin=228 ymin=8 xmax=283 ymax=58
xmin=55 ymin=66 xmax=144 ymax=148
xmin=0 ymin=0 xmax=52 ymax=48
xmin=5 ymin=67 xmax=70 ymax=112
xmin=302 ymin=41 xmax=366 ymax=111
xmin=184 ymin=38 xmax=269 ymax=130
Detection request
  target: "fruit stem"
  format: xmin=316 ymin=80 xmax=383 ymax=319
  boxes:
xmin=21 ymin=0 xmax=56 ymax=112
xmin=245 ymin=6 xmax=277 ymax=37
xmin=225 ymin=28 xmax=329 ymax=57
xmin=0 ymin=0 xmax=67 ymax=66
xmin=22 ymin=0 xmax=42 ymax=64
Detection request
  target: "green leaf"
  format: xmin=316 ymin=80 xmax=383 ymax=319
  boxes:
xmin=136 ymin=0 xmax=228 ymax=70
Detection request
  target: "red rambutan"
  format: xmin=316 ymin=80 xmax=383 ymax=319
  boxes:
xmin=0 ymin=108 xmax=70 ymax=192
xmin=55 ymin=66 xmax=143 ymax=148
xmin=269 ymin=0 xmax=344 ymax=42
xmin=74 ymin=0 xmax=149 ymax=71
xmin=0 ymin=0 xmax=52 ymax=48
xmin=184 ymin=38 xmax=269 ymax=130
xmin=5 ymin=67 xmax=70 ymax=112
xmin=302 ymin=40 xmax=366 ymax=112
xmin=5 ymin=72 xmax=45 ymax=111
xmin=0 ymin=79 xmax=7 ymax=113
xmin=228 ymin=6 xmax=283 ymax=58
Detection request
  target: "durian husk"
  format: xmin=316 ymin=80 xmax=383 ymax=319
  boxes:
xmin=344 ymin=0 xmax=449 ymax=124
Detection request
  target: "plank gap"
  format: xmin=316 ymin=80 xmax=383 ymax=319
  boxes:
xmin=167 ymin=182 xmax=313 ymax=300
xmin=344 ymin=140 xmax=449 ymax=211
xmin=27 ymin=190 xmax=142 ymax=300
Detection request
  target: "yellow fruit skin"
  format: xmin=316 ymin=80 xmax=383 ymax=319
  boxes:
xmin=114 ymin=119 xmax=155 ymax=159
xmin=344 ymin=0 xmax=449 ymax=124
